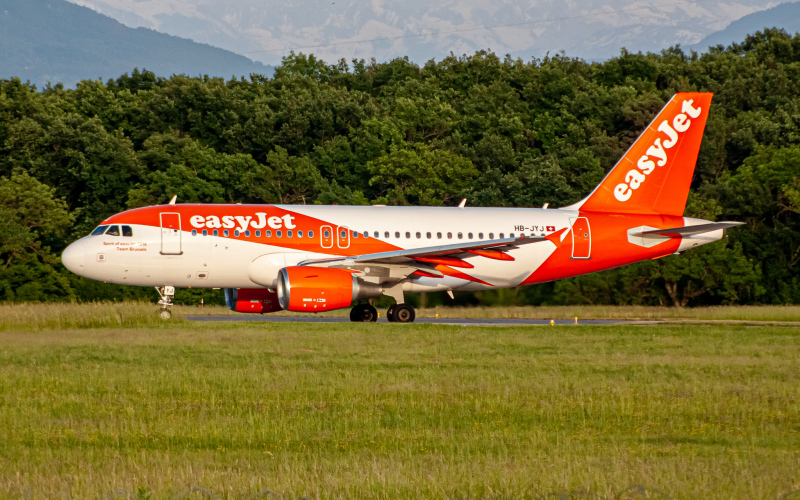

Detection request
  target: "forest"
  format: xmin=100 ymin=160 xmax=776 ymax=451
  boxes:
xmin=1 ymin=28 xmax=799 ymax=307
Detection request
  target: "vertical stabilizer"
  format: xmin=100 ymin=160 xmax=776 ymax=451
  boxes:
xmin=573 ymin=92 xmax=712 ymax=216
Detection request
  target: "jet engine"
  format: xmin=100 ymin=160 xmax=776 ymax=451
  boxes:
xmin=276 ymin=266 xmax=382 ymax=312
xmin=224 ymin=288 xmax=283 ymax=314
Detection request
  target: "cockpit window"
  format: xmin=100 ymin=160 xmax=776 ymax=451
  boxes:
xmin=91 ymin=225 xmax=108 ymax=235
xmin=105 ymin=225 xmax=121 ymax=236
xmin=121 ymin=225 xmax=133 ymax=237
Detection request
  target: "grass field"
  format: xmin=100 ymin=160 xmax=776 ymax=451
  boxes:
xmin=3 ymin=302 xmax=800 ymax=331
xmin=0 ymin=305 xmax=799 ymax=498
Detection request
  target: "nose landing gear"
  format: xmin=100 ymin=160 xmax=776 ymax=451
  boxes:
xmin=349 ymin=303 xmax=378 ymax=322
xmin=387 ymin=303 xmax=415 ymax=323
xmin=156 ymin=285 xmax=175 ymax=319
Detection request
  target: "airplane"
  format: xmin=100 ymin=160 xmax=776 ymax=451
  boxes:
xmin=61 ymin=92 xmax=742 ymax=322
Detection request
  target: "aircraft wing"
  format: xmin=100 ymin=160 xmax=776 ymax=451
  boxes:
xmin=299 ymin=230 xmax=565 ymax=271
xmin=639 ymin=221 xmax=744 ymax=237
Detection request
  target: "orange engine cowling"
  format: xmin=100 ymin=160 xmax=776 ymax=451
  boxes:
xmin=276 ymin=266 xmax=382 ymax=312
xmin=224 ymin=288 xmax=283 ymax=314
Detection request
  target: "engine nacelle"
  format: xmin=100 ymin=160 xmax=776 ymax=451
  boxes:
xmin=224 ymin=288 xmax=283 ymax=314
xmin=276 ymin=266 xmax=382 ymax=312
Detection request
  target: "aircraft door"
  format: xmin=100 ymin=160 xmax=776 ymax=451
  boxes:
xmin=160 ymin=213 xmax=182 ymax=255
xmin=337 ymin=226 xmax=350 ymax=249
xmin=321 ymin=225 xmax=333 ymax=249
xmin=570 ymin=217 xmax=591 ymax=259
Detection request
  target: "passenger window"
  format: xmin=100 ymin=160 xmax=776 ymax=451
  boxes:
xmin=384 ymin=231 xmax=390 ymax=238
xmin=353 ymin=231 xmax=358 ymax=238
xmin=202 ymin=229 xmax=208 ymax=236
xmin=426 ymin=232 xmax=431 ymax=239
xmin=91 ymin=225 xmax=108 ymax=236
xmin=340 ymin=230 xmax=346 ymax=238
xmin=287 ymin=231 xmax=293 ymax=238
xmin=447 ymin=232 xmax=452 ymax=239
xmin=213 ymin=230 xmax=219 ymax=236
xmin=324 ymin=230 xmax=330 ymax=238
xmin=499 ymin=233 xmax=504 ymax=239
xmin=298 ymin=230 xmax=303 ymax=238
xmin=468 ymin=233 xmax=473 ymax=239
xmin=234 ymin=230 xmax=240 ymax=237
xmin=105 ymin=225 xmax=120 ymax=236
xmin=363 ymin=231 xmax=369 ymax=238
xmin=192 ymin=229 xmax=197 ymax=236
xmin=510 ymin=233 xmax=515 ymax=238
xmin=437 ymin=232 xmax=442 ymax=239
xmin=266 ymin=230 xmax=272 ymax=237
xmin=245 ymin=230 xmax=251 ymax=237
xmin=277 ymin=231 xmax=283 ymax=238
xmin=374 ymin=231 xmax=379 ymax=238
xmin=224 ymin=230 xmax=229 ymax=237
xmin=122 ymin=225 xmax=133 ymax=237
xmin=478 ymin=232 xmax=484 ymax=239
xmin=308 ymin=230 xmax=314 ymax=238
xmin=416 ymin=232 xmax=421 ymax=239
xmin=395 ymin=232 xmax=400 ymax=238
xmin=458 ymin=232 xmax=463 ymax=239
xmin=489 ymin=233 xmax=494 ymax=239
xmin=405 ymin=232 xmax=410 ymax=239
xmin=255 ymin=230 xmax=261 ymax=237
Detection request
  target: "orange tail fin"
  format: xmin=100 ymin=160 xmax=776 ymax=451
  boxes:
xmin=573 ymin=92 xmax=712 ymax=216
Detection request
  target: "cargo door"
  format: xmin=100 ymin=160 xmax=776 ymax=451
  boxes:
xmin=160 ymin=213 xmax=182 ymax=255
xmin=570 ymin=217 xmax=591 ymax=259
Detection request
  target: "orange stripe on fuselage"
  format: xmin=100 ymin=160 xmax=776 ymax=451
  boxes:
xmin=103 ymin=204 xmax=402 ymax=257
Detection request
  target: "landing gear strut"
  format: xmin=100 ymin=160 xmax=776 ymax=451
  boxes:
xmin=387 ymin=303 xmax=415 ymax=323
xmin=350 ymin=303 xmax=378 ymax=322
xmin=156 ymin=285 xmax=175 ymax=320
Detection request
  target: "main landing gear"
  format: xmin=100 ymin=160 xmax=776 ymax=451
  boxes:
xmin=350 ymin=303 xmax=378 ymax=322
xmin=349 ymin=302 xmax=416 ymax=323
xmin=387 ymin=303 xmax=416 ymax=323
xmin=156 ymin=285 xmax=175 ymax=320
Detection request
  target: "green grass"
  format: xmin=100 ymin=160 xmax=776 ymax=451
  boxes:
xmin=0 ymin=302 xmax=183 ymax=331
xmin=184 ymin=304 xmax=800 ymax=322
xmin=2 ymin=303 xmax=799 ymax=332
xmin=0 ymin=313 xmax=799 ymax=499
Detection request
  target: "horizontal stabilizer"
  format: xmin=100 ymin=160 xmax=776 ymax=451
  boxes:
xmin=639 ymin=221 xmax=744 ymax=237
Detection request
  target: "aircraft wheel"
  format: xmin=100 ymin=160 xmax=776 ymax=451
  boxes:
xmin=159 ymin=309 xmax=172 ymax=320
xmin=392 ymin=303 xmax=415 ymax=323
xmin=350 ymin=304 xmax=378 ymax=322
xmin=364 ymin=304 xmax=378 ymax=322
xmin=386 ymin=304 xmax=396 ymax=322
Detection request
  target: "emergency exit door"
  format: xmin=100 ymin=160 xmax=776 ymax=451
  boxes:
xmin=320 ymin=225 xmax=333 ymax=249
xmin=160 ymin=213 xmax=182 ymax=255
xmin=570 ymin=217 xmax=591 ymax=259
xmin=337 ymin=226 xmax=350 ymax=249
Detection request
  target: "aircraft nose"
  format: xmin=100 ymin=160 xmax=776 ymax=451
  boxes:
xmin=61 ymin=241 xmax=86 ymax=275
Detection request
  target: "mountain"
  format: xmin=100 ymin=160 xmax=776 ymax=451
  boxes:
xmin=66 ymin=0 xmax=775 ymax=65
xmin=0 ymin=0 xmax=273 ymax=88
xmin=693 ymin=1 xmax=800 ymax=50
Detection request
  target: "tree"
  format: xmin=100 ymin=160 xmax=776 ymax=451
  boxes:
xmin=367 ymin=144 xmax=478 ymax=206
xmin=0 ymin=172 xmax=74 ymax=301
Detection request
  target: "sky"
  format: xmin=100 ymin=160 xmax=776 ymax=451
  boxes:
xmin=65 ymin=0 xmax=782 ymax=65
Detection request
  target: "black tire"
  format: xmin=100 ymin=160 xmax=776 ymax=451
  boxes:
xmin=386 ymin=304 xmax=397 ymax=322
xmin=364 ymin=304 xmax=378 ymax=322
xmin=393 ymin=303 xmax=415 ymax=323
xmin=351 ymin=304 xmax=378 ymax=322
